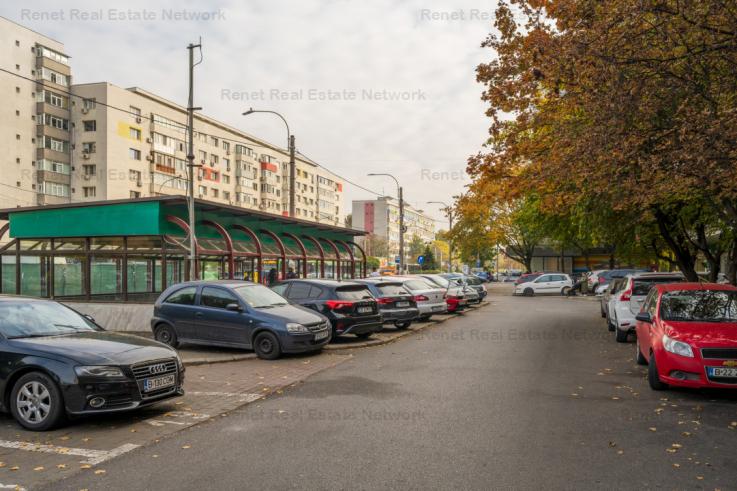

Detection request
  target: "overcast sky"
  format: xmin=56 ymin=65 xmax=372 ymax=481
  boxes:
xmin=3 ymin=0 xmax=498 ymax=225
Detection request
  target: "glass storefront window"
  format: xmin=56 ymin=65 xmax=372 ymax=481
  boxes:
xmin=127 ymin=236 xmax=163 ymax=251
xmin=91 ymin=237 xmax=124 ymax=251
xmin=91 ymin=256 xmax=122 ymax=296
xmin=20 ymin=256 xmax=47 ymax=297
xmin=54 ymin=256 xmax=84 ymax=297
xmin=54 ymin=238 xmax=86 ymax=251
xmin=1 ymin=255 xmax=16 ymax=294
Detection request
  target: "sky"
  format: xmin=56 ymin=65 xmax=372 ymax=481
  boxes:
xmin=3 ymin=0 xmax=499 ymax=226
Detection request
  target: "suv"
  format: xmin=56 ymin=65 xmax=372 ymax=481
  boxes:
xmin=353 ymin=279 xmax=419 ymax=329
xmin=151 ymin=281 xmax=331 ymax=360
xmin=609 ymin=272 xmax=685 ymax=342
xmin=272 ymin=280 xmax=383 ymax=339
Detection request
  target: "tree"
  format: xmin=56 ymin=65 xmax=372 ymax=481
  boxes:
xmin=407 ymin=235 xmax=425 ymax=263
xmin=420 ymin=245 xmax=437 ymax=271
xmin=344 ymin=214 xmax=352 ymax=228
xmin=362 ymin=234 xmax=389 ymax=258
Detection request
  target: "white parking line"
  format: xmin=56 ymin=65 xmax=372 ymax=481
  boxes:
xmin=189 ymin=392 xmax=263 ymax=402
xmin=0 ymin=440 xmax=139 ymax=466
xmin=0 ymin=484 xmax=26 ymax=491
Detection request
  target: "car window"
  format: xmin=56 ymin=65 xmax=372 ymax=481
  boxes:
xmin=404 ymin=280 xmax=434 ymax=290
xmin=235 ymin=284 xmax=288 ymax=308
xmin=287 ymin=282 xmax=312 ymax=299
xmin=632 ymin=277 xmax=683 ymax=296
xmin=377 ymin=283 xmax=408 ymax=296
xmin=660 ymin=289 xmax=737 ymax=322
xmin=0 ymin=301 xmax=99 ymax=338
xmin=164 ymin=286 xmax=197 ymax=305
xmin=536 ymin=275 xmax=552 ymax=283
xmin=643 ymin=290 xmax=658 ymax=316
xmin=270 ymin=283 xmax=288 ymax=296
xmin=336 ymin=286 xmax=373 ymax=300
xmin=308 ymin=286 xmax=323 ymax=299
xmin=201 ymin=287 xmax=240 ymax=309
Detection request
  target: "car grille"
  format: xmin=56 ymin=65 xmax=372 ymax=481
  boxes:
xmin=131 ymin=358 xmax=178 ymax=400
xmin=103 ymin=394 xmax=134 ymax=409
xmin=706 ymin=374 xmax=737 ymax=384
xmin=305 ymin=321 xmax=329 ymax=332
xmin=701 ymin=348 xmax=737 ymax=359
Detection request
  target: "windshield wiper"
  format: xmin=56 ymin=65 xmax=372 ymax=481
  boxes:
xmin=8 ymin=332 xmax=59 ymax=339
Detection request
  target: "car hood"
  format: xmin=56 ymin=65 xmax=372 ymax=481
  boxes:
xmin=663 ymin=321 xmax=737 ymax=346
xmin=254 ymin=304 xmax=326 ymax=325
xmin=7 ymin=331 xmax=177 ymax=365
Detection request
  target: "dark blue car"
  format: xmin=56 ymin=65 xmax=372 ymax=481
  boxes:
xmin=151 ymin=281 xmax=331 ymax=360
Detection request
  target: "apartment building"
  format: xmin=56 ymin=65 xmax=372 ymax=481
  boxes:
xmin=0 ymin=17 xmax=342 ymax=226
xmin=68 ymin=83 xmax=343 ymax=225
xmin=352 ymin=197 xmax=435 ymax=258
xmin=0 ymin=16 xmax=72 ymax=209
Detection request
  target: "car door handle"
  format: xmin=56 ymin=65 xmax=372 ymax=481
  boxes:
xmin=194 ymin=312 xmax=203 ymax=318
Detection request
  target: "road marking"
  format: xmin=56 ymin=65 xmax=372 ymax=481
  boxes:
xmin=145 ymin=420 xmax=186 ymax=427
xmin=0 ymin=440 xmax=139 ymax=466
xmin=189 ymin=391 xmax=263 ymax=402
xmin=0 ymin=484 xmax=26 ymax=491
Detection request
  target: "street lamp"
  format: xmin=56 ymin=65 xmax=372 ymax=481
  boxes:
xmin=368 ymin=173 xmax=405 ymax=274
xmin=428 ymin=201 xmax=453 ymax=273
xmin=242 ymin=108 xmax=296 ymax=218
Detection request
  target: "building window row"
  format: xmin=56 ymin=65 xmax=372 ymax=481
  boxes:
xmin=41 ymin=113 xmax=69 ymax=131
xmin=37 ymin=159 xmax=70 ymax=175
xmin=39 ymin=181 xmax=70 ymax=198
xmin=37 ymin=90 xmax=69 ymax=109
xmin=40 ymin=67 xmax=70 ymax=86
xmin=37 ymin=46 xmax=69 ymax=65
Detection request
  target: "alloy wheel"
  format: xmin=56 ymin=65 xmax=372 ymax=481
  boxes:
xmin=16 ymin=381 xmax=51 ymax=424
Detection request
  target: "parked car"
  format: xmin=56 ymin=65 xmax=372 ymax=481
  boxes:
xmin=515 ymin=272 xmax=543 ymax=285
xmin=419 ymin=274 xmax=470 ymax=312
xmin=353 ymin=279 xmax=419 ymax=329
xmin=587 ymin=270 xmax=608 ymax=290
xmin=601 ymin=277 xmax=627 ymax=323
xmin=473 ymin=271 xmax=492 ymax=282
xmin=610 ymin=272 xmax=685 ymax=342
xmin=152 ymin=280 xmax=331 ymax=360
xmin=271 ymin=279 xmax=382 ymax=339
xmin=391 ymin=276 xmax=448 ymax=321
xmin=441 ymin=274 xmax=488 ymax=303
xmin=635 ymin=283 xmax=737 ymax=390
xmin=0 ymin=296 xmax=184 ymax=431
xmin=595 ymin=269 xmax=645 ymax=295
xmin=514 ymin=273 xmax=573 ymax=296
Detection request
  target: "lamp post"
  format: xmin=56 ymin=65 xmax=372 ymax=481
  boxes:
xmin=186 ymin=41 xmax=202 ymax=281
xmin=428 ymin=201 xmax=453 ymax=273
xmin=242 ymin=108 xmax=295 ymax=218
xmin=368 ymin=173 xmax=404 ymax=274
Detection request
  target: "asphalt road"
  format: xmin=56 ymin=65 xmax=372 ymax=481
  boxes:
xmin=46 ymin=288 xmax=737 ymax=490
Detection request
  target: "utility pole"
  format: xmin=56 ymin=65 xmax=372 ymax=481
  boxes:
xmin=447 ymin=208 xmax=454 ymax=273
xmin=186 ymin=41 xmax=202 ymax=280
xmin=289 ymin=134 xmax=296 ymax=217
xmin=398 ymin=186 xmax=405 ymax=274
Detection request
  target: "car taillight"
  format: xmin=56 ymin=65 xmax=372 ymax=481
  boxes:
xmin=619 ymin=289 xmax=632 ymax=302
xmin=413 ymin=295 xmax=428 ymax=302
xmin=599 ymin=277 xmax=605 ymax=283
xmin=376 ymin=297 xmax=394 ymax=305
xmin=326 ymin=300 xmax=354 ymax=311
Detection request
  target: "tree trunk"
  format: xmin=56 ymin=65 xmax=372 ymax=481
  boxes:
xmin=653 ymin=207 xmax=699 ymax=281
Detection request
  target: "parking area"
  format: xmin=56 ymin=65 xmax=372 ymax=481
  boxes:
xmin=0 ymin=308 xmax=471 ymax=490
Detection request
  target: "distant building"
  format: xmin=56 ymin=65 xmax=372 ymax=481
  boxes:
xmin=352 ymin=197 xmax=435 ymax=259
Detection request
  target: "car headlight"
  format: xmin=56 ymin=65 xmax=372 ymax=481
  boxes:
xmin=75 ymin=366 xmax=125 ymax=378
xmin=174 ymin=352 xmax=184 ymax=370
xmin=662 ymin=334 xmax=694 ymax=358
xmin=286 ymin=323 xmax=309 ymax=334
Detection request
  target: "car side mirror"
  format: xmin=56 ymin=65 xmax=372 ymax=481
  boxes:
xmin=635 ymin=312 xmax=652 ymax=323
xmin=226 ymin=303 xmax=243 ymax=312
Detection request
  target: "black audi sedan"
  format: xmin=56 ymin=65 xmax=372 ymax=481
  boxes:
xmin=151 ymin=280 xmax=331 ymax=359
xmin=0 ymin=296 xmax=184 ymax=431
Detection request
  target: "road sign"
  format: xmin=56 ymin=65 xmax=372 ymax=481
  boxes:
xmin=417 ymin=255 xmax=425 ymax=264
xmin=395 ymin=256 xmax=401 ymax=263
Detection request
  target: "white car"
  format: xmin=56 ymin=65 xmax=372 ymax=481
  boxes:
xmin=609 ymin=272 xmax=685 ymax=342
xmin=391 ymin=277 xmax=448 ymax=320
xmin=515 ymin=273 xmax=573 ymax=296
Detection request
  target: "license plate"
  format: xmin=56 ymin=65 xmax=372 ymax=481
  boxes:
xmin=431 ymin=305 xmax=444 ymax=311
xmin=707 ymin=366 xmax=737 ymax=378
xmin=143 ymin=374 xmax=175 ymax=393
xmin=396 ymin=301 xmax=410 ymax=307
xmin=358 ymin=306 xmax=373 ymax=314
xmin=314 ymin=330 xmax=330 ymax=341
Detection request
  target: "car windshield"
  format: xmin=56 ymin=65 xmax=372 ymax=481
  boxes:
xmin=0 ymin=301 xmax=99 ymax=339
xmin=404 ymin=279 xmax=436 ymax=291
xmin=632 ymin=277 xmax=683 ymax=296
xmin=660 ymin=290 xmax=737 ymax=322
xmin=336 ymin=286 xmax=374 ymax=300
xmin=425 ymin=276 xmax=450 ymax=287
xmin=376 ymin=284 xmax=408 ymax=296
xmin=234 ymin=285 xmax=288 ymax=309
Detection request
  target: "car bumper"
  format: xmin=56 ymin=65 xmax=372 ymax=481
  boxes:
xmin=332 ymin=314 xmax=383 ymax=336
xmin=380 ymin=307 xmax=419 ymax=323
xmin=655 ymin=351 xmax=737 ymax=388
xmin=614 ymin=308 xmax=636 ymax=332
xmin=280 ymin=330 xmax=332 ymax=353
xmin=418 ymin=302 xmax=447 ymax=315
xmin=65 ymin=368 xmax=185 ymax=415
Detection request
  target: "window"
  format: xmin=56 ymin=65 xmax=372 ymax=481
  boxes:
xmin=198 ymin=150 xmax=207 ymax=161
xmin=37 ymin=159 xmax=70 ymax=175
xmin=130 ymin=106 xmax=141 ymax=118
xmin=198 ymin=185 xmax=207 ymax=196
xmin=210 ymin=136 xmax=219 ymax=146
xmin=224 ymin=158 xmax=230 ymax=171
xmin=43 ymin=113 xmax=69 ymax=130
xmin=223 ymin=141 xmax=230 ymax=152
xmin=223 ymin=175 xmax=230 ymax=184
xmin=286 ymin=282 xmax=312 ymax=299
xmin=130 ymin=191 xmax=141 ymax=198
xmin=82 ymin=187 xmax=97 ymax=198
xmin=201 ymin=287 xmax=239 ymax=309
xmin=223 ymin=191 xmax=230 ymax=201
xmin=40 ymin=67 xmax=69 ymax=86
xmin=129 ymin=127 xmax=141 ymax=140
xmin=535 ymin=275 xmax=552 ymax=283
xmin=82 ymin=98 xmax=96 ymax=110
xmin=82 ymin=164 xmax=96 ymax=176
xmin=82 ymin=142 xmax=96 ymax=154
xmin=83 ymin=120 xmax=96 ymax=131
xmin=39 ymin=181 xmax=70 ymax=197
xmin=38 ymin=90 xmax=69 ymax=108
xmin=42 ymin=136 xmax=69 ymax=153
xmin=39 ymin=46 xmax=69 ymax=65
xmin=164 ymin=286 xmax=197 ymax=305
xmin=212 ymin=189 xmax=219 ymax=198
xmin=271 ymin=284 xmax=288 ymax=296
xmin=129 ymin=148 xmax=141 ymax=160
xmin=129 ymin=170 xmax=142 ymax=182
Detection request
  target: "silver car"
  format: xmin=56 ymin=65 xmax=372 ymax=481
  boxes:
xmin=391 ymin=277 xmax=448 ymax=320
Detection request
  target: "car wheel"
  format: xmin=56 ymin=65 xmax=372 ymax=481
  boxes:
xmin=10 ymin=372 xmax=65 ymax=431
xmin=636 ymin=339 xmax=648 ymax=365
xmin=600 ymin=307 xmax=606 ymax=318
xmin=606 ymin=315 xmax=615 ymax=332
xmin=561 ymin=286 xmax=571 ymax=296
xmin=154 ymin=324 xmax=180 ymax=348
xmin=648 ymin=353 xmax=668 ymax=391
xmin=524 ymin=288 xmax=534 ymax=297
xmin=394 ymin=321 xmax=411 ymax=330
xmin=615 ymin=326 xmax=629 ymax=343
xmin=418 ymin=315 xmax=432 ymax=322
xmin=254 ymin=331 xmax=281 ymax=360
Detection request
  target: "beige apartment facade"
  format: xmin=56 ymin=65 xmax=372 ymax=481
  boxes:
xmin=0 ymin=17 xmax=72 ymax=210
xmin=69 ymin=83 xmax=343 ymax=225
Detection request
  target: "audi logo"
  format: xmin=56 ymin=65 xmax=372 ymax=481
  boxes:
xmin=149 ymin=363 xmax=168 ymax=375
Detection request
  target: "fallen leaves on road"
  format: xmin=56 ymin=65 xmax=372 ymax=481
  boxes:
xmin=33 ymin=466 xmax=44 ymax=471
xmin=182 ymin=444 xmax=191 ymax=449
xmin=94 ymin=469 xmax=106 ymax=475
xmin=57 ymin=464 xmax=67 ymax=469
xmin=9 ymin=466 xmax=19 ymax=471
xmin=80 ymin=464 xmax=92 ymax=469
xmin=649 ymin=427 xmax=657 ymax=432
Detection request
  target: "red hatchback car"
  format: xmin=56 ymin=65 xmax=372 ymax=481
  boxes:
xmin=635 ymin=283 xmax=737 ymax=390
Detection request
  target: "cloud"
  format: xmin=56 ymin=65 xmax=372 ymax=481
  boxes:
xmin=5 ymin=0 xmax=498 ymax=223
